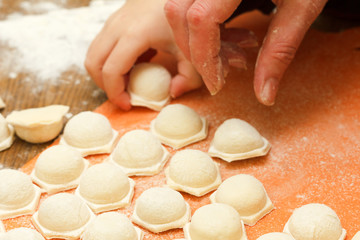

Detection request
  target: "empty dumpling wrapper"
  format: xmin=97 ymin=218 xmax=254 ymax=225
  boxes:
xmin=184 ymin=203 xmax=247 ymax=240
xmin=353 ymin=232 xmax=360 ymax=240
xmin=5 ymin=105 xmax=69 ymax=143
xmin=0 ymin=169 xmax=41 ymax=220
xmin=0 ymin=228 xmax=45 ymax=240
xmin=60 ymin=111 xmax=118 ymax=156
xmin=132 ymin=187 xmax=191 ymax=233
xmin=283 ymin=203 xmax=346 ymax=240
xmin=76 ymin=163 xmax=134 ymax=213
xmin=82 ymin=212 xmax=143 ymax=240
xmin=208 ymin=118 xmax=270 ymax=162
xmin=257 ymin=232 xmax=295 ymax=240
xmin=31 ymin=145 xmax=89 ymax=194
xmin=109 ymin=130 xmax=170 ymax=176
xmin=128 ymin=63 xmax=171 ymax=111
xmin=210 ymin=174 xmax=273 ymax=226
xmin=150 ymin=104 xmax=208 ymax=149
xmin=165 ymin=149 xmax=221 ymax=197
xmin=0 ymin=113 xmax=14 ymax=152
xmin=32 ymin=193 xmax=94 ymax=240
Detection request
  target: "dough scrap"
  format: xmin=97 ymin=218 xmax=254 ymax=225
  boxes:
xmin=132 ymin=187 xmax=191 ymax=233
xmin=150 ymin=104 xmax=208 ymax=149
xmin=32 ymin=193 xmax=94 ymax=240
xmin=0 ymin=97 xmax=5 ymax=109
xmin=283 ymin=203 xmax=346 ymax=240
xmin=5 ymin=105 xmax=69 ymax=143
xmin=0 ymin=114 xmax=15 ymax=152
xmin=76 ymin=163 xmax=134 ymax=213
xmin=109 ymin=130 xmax=170 ymax=176
xmin=31 ymin=145 xmax=89 ymax=194
xmin=208 ymin=118 xmax=270 ymax=162
xmin=0 ymin=227 xmax=45 ymax=240
xmin=82 ymin=212 xmax=143 ymax=240
xmin=257 ymin=232 xmax=295 ymax=240
xmin=165 ymin=149 xmax=221 ymax=197
xmin=0 ymin=169 xmax=41 ymax=220
xmin=60 ymin=111 xmax=118 ymax=156
xmin=353 ymin=232 xmax=360 ymax=240
xmin=128 ymin=63 xmax=171 ymax=111
xmin=210 ymin=174 xmax=273 ymax=226
xmin=184 ymin=203 xmax=247 ymax=240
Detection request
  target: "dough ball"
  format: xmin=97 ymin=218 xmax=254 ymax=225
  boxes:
xmin=153 ymin=104 xmax=203 ymax=140
xmin=63 ymin=111 xmax=114 ymax=149
xmin=0 ymin=169 xmax=35 ymax=210
xmin=34 ymin=145 xmax=85 ymax=185
xmin=135 ymin=187 xmax=187 ymax=225
xmin=37 ymin=193 xmax=91 ymax=232
xmin=4 ymin=228 xmax=45 ymax=240
xmin=168 ymin=149 xmax=218 ymax=188
xmin=212 ymin=118 xmax=264 ymax=154
xmin=129 ymin=63 xmax=171 ymax=101
xmin=0 ymin=114 xmax=9 ymax=143
xmin=78 ymin=163 xmax=130 ymax=205
xmin=188 ymin=203 xmax=244 ymax=240
xmin=83 ymin=212 xmax=139 ymax=240
xmin=214 ymin=174 xmax=268 ymax=217
xmin=113 ymin=130 xmax=164 ymax=169
xmin=257 ymin=232 xmax=294 ymax=240
xmin=287 ymin=203 xmax=343 ymax=240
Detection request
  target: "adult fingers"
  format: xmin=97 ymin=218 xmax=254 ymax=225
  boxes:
xmin=254 ymin=0 xmax=327 ymax=105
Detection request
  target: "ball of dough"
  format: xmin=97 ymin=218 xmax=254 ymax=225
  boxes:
xmin=135 ymin=187 xmax=187 ymax=225
xmin=37 ymin=193 xmax=91 ymax=232
xmin=287 ymin=203 xmax=343 ymax=240
xmin=82 ymin=212 xmax=138 ymax=240
xmin=129 ymin=63 xmax=171 ymax=101
xmin=0 ymin=169 xmax=35 ymax=210
xmin=154 ymin=104 xmax=203 ymax=140
xmin=34 ymin=145 xmax=85 ymax=185
xmin=5 ymin=228 xmax=45 ymax=240
xmin=212 ymin=118 xmax=264 ymax=154
xmin=0 ymin=114 xmax=10 ymax=143
xmin=214 ymin=174 xmax=267 ymax=217
xmin=168 ymin=149 xmax=218 ymax=188
xmin=189 ymin=203 xmax=244 ymax=240
xmin=113 ymin=130 xmax=164 ymax=168
xmin=257 ymin=232 xmax=294 ymax=240
xmin=78 ymin=163 xmax=130 ymax=204
xmin=63 ymin=111 xmax=114 ymax=149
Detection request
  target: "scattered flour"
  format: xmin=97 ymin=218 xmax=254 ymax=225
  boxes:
xmin=19 ymin=1 xmax=62 ymax=14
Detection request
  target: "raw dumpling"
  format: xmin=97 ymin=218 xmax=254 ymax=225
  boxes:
xmin=31 ymin=145 xmax=89 ymax=194
xmin=82 ymin=212 xmax=143 ymax=240
xmin=60 ymin=111 xmax=118 ymax=156
xmin=283 ymin=203 xmax=346 ymax=240
xmin=257 ymin=232 xmax=295 ymax=240
xmin=150 ymin=104 xmax=208 ymax=149
xmin=132 ymin=187 xmax=191 ymax=233
xmin=109 ymin=130 xmax=170 ymax=176
xmin=210 ymin=174 xmax=273 ymax=226
xmin=5 ymin=105 xmax=69 ymax=143
xmin=353 ymin=232 xmax=360 ymax=240
xmin=0 ymin=228 xmax=45 ymax=240
xmin=128 ymin=63 xmax=171 ymax=111
xmin=32 ymin=193 xmax=94 ymax=240
xmin=0 ymin=113 xmax=14 ymax=152
xmin=165 ymin=149 xmax=221 ymax=197
xmin=0 ymin=97 xmax=5 ymax=109
xmin=184 ymin=203 xmax=247 ymax=240
xmin=76 ymin=163 xmax=134 ymax=213
xmin=0 ymin=169 xmax=41 ymax=220
xmin=208 ymin=118 xmax=270 ymax=162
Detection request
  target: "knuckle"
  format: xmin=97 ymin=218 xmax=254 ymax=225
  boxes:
xmin=269 ymin=42 xmax=297 ymax=66
xmin=164 ymin=0 xmax=181 ymax=18
xmin=187 ymin=3 xmax=210 ymax=26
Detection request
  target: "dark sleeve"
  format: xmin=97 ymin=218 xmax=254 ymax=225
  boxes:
xmin=226 ymin=0 xmax=275 ymax=22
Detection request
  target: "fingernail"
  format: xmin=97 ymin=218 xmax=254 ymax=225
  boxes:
xmin=260 ymin=78 xmax=278 ymax=106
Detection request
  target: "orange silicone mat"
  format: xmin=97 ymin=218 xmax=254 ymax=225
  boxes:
xmin=3 ymin=11 xmax=360 ymax=239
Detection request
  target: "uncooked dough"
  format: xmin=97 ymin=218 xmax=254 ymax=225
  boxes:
xmin=0 ymin=228 xmax=45 ymax=240
xmin=165 ymin=149 xmax=221 ymax=197
xmin=257 ymin=232 xmax=295 ymax=240
xmin=132 ymin=187 xmax=191 ymax=233
xmin=76 ymin=163 xmax=134 ymax=213
xmin=184 ymin=203 xmax=247 ymax=240
xmin=353 ymin=232 xmax=360 ymax=240
xmin=128 ymin=63 xmax=171 ymax=111
xmin=0 ymin=169 xmax=41 ymax=220
xmin=109 ymin=130 xmax=170 ymax=176
xmin=210 ymin=174 xmax=273 ymax=226
xmin=208 ymin=118 xmax=271 ymax=162
xmin=60 ymin=111 xmax=118 ymax=156
xmin=32 ymin=193 xmax=93 ymax=239
xmin=283 ymin=203 xmax=346 ymax=240
xmin=5 ymin=105 xmax=69 ymax=143
xmin=0 ymin=113 xmax=14 ymax=152
xmin=150 ymin=104 xmax=208 ymax=149
xmin=82 ymin=212 xmax=143 ymax=240
xmin=0 ymin=97 xmax=5 ymax=109
xmin=31 ymin=145 xmax=89 ymax=194
xmin=0 ymin=221 xmax=4 ymax=232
